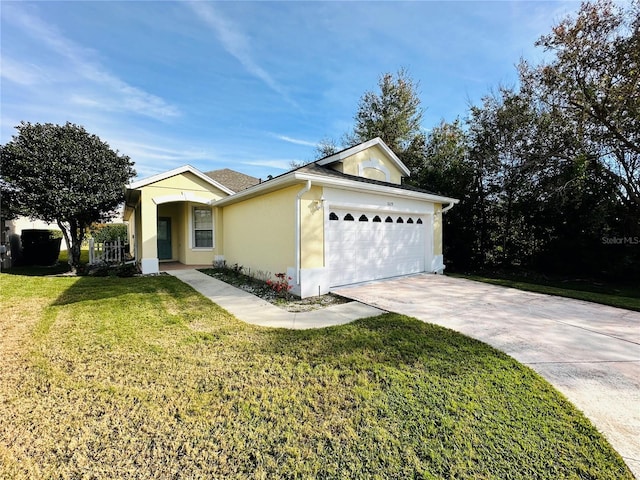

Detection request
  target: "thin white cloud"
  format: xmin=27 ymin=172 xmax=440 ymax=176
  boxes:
xmin=243 ymin=159 xmax=296 ymax=170
xmin=186 ymin=1 xmax=298 ymax=108
xmin=0 ymin=57 xmax=46 ymax=85
xmin=276 ymin=134 xmax=318 ymax=147
xmin=113 ymin=140 xmax=209 ymax=163
xmin=3 ymin=4 xmax=180 ymax=120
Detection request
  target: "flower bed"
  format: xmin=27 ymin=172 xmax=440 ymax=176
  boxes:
xmin=199 ymin=267 xmax=349 ymax=312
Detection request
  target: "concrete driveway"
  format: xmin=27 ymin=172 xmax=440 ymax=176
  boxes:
xmin=334 ymin=274 xmax=640 ymax=478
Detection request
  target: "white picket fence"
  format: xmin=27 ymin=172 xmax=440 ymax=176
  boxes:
xmin=88 ymin=237 xmax=135 ymax=265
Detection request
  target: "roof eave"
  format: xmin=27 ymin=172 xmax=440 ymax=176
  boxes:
xmin=123 ymin=189 xmax=141 ymax=221
xmin=212 ymin=170 xmax=459 ymax=207
xmin=294 ymin=171 xmax=459 ymax=204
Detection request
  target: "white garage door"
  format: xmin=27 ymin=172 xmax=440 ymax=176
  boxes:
xmin=327 ymin=209 xmax=426 ymax=287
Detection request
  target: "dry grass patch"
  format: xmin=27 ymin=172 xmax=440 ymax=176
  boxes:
xmin=0 ymin=274 xmax=633 ymax=479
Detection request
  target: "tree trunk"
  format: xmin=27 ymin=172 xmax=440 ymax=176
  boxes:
xmin=58 ymin=219 xmax=82 ymax=269
xmin=69 ymin=219 xmax=82 ymax=268
xmin=57 ymin=220 xmax=73 ymax=265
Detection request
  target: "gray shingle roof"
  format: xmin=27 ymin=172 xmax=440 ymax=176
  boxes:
xmin=287 ymin=163 xmax=445 ymax=197
xmin=205 ymin=168 xmax=260 ymax=193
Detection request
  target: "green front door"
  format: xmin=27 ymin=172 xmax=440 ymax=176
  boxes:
xmin=157 ymin=217 xmax=172 ymax=260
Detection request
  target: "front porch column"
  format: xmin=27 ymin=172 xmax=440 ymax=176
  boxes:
xmin=140 ymin=196 xmax=159 ymax=274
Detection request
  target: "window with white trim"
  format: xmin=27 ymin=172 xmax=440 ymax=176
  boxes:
xmin=193 ymin=207 xmax=213 ymax=248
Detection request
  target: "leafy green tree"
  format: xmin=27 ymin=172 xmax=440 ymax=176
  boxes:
xmin=1 ymin=122 xmax=135 ymax=269
xmin=0 ymin=185 xmax=20 ymax=221
xmin=418 ymin=119 xmax=476 ymax=268
xmin=89 ymin=223 xmax=129 ymax=244
xmin=465 ymin=83 xmax=629 ymax=275
xmin=521 ymin=0 xmax=640 ymax=209
xmin=347 ymin=68 xmax=426 ymax=172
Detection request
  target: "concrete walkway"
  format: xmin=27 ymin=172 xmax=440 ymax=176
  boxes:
xmin=334 ymin=274 xmax=640 ymax=479
xmin=168 ymin=269 xmax=385 ymax=330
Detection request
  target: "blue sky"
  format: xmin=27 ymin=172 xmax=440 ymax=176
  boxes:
xmin=1 ymin=1 xmax=578 ymax=180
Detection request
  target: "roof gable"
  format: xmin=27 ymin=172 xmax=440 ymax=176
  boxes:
xmin=128 ymin=165 xmax=234 ymax=195
xmin=315 ymin=137 xmax=411 ymax=178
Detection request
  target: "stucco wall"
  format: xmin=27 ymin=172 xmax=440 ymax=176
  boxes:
xmin=338 ymin=144 xmax=404 ymax=184
xmin=140 ymin=190 xmax=159 ymax=261
xmin=135 ymin=172 xmax=228 ymax=270
xmin=300 ymin=186 xmax=324 ymax=269
xmin=221 ymin=186 xmax=297 ymax=277
xmin=150 ymin=171 xmax=223 ymax=193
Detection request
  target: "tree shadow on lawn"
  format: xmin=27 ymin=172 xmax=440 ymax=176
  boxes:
xmin=2 ymin=262 xmax=72 ymax=276
xmin=259 ymin=313 xmax=530 ymax=377
xmin=50 ymin=274 xmax=181 ymax=306
xmin=248 ymin=314 xmax=633 ymax=479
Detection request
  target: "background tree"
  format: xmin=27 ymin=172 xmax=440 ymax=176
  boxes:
xmin=465 ymin=87 xmax=623 ymax=273
xmin=521 ymin=0 xmax=640 ymax=210
xmin=417 ymin=119 xmax=476 ymax=268
xmin=347 ymin=68 xmax=426 ymax=172
xmin=1 ymin=122 xmax=135 ymax=269
xmin=289 ymin=137 xmax=339 ymax=168
xmin=519 ymin=0 xmax=639 ymax=276
xmin=314 ymin=137 xmax=340 ymax=159
xmin=320 ymin=0 xmax=639 ymax=279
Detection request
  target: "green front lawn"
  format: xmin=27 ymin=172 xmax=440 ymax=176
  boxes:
xmin=0 ymin=274 xmax=632 ymax=479
xmin=56 ymin=247 xmax=90 ymax=265
xmin=450 ymin=272 xmax=640 ymax=312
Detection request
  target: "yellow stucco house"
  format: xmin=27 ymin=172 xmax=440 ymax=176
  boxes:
xmin=124 ymin=138 xmax=458 ymax=298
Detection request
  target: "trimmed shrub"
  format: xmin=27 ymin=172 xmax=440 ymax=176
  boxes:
xmin=86 ymin=261 xmax=139 ymax=277
xmin=89 ymin=223 xmax=128 ymax=244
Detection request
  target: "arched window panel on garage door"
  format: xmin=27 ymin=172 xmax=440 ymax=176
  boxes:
xmin=329 ymin=212 xmax=339 ymax=220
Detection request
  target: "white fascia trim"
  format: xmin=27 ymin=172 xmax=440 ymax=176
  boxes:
xmin=316 ymin=137 xmax=411 ymax=177
xmin=212 ymin=173 xmax=298 ymax=207
xmin=296 ymin=172 xmax=460 ymax=205
xmin=128 ymin=165 xmax=235 ymax=195
xmin=211 ymin=169 xmax=460 ymax=207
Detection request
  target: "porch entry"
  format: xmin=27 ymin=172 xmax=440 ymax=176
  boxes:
xmin=157 ymin=217 xmax=172 ymax=260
